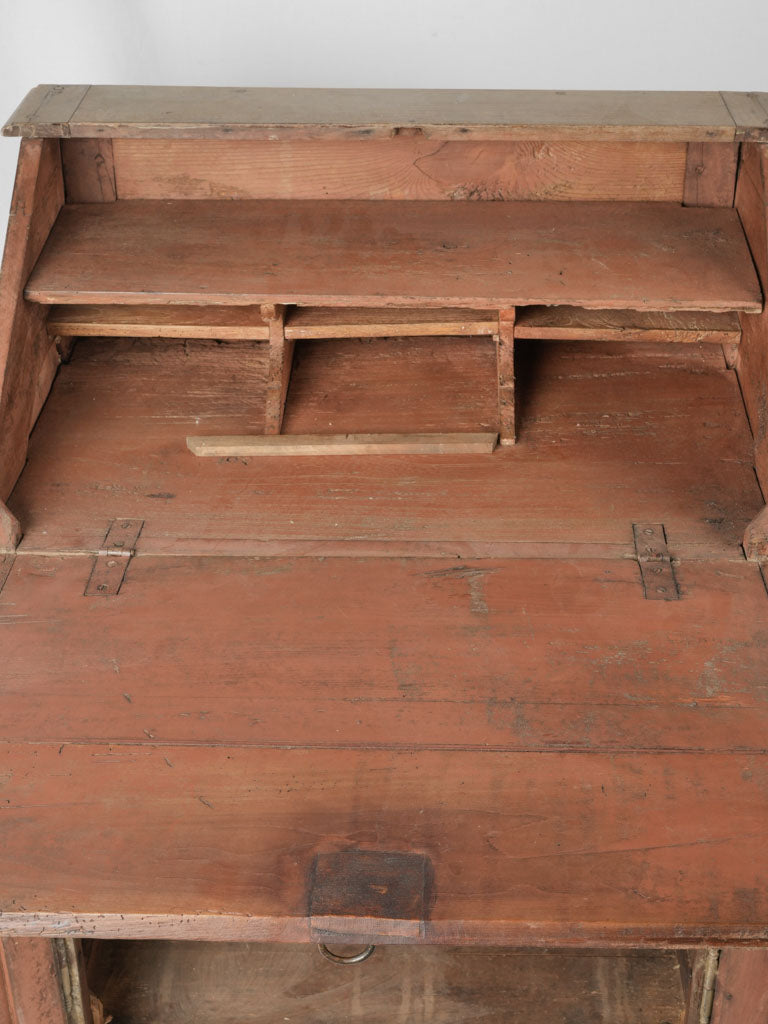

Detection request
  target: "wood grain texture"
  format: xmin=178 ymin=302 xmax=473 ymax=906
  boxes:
xmin=711 ymin=949 xmax=768 ymax=1022
xmin=8 ymin=338 xmax=761 ymax=558
xmin=0 ymin=738 xmax=767 ymax=943
xmin=2 ymin=86 xmax=741 ymax=141
xmin=61 ymin=139 xmax=117 ymax=202
xmin=743 ymin=504 xmax=768 ymax=560
xmin=2 ymin=85 xmax=90 ymax=138
xmin=111 ymin=138 xmax=689 ymax=202
xmin=683 ymin=142 xmax=739 ymax=206
xmin=285 ymin=306 xmax=498 ymax=338
xmin=87 ymin=942 xmax=686 ymax=1024
xmin=24 ymin=199 xmax=762 ymax=312
xmin=47 ymin=303 xmax=270 ymax=339
xmin=734 ymin=144 xmax=768 ymax=496
xmin=0 ymin=139 xmax=64 ymax=500
xmin=187 ymin=432 xmax=498 ymax=456
xmin=515 ymin=306 xmax=742 ymax=343
xmin=0 ymin=939 xmax=69 ymax=1024
xmin=721 ymin=92 xmax=768 ymax=141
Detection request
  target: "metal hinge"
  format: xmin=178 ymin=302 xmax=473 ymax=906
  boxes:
xmin=85 ymin=519 xmax=144 ymax=596
xmin=632 ymin=523 xmax=680 ymax=600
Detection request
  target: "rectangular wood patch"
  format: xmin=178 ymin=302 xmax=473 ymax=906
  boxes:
xmin=309 ymin=850 xmax=431 ymax=942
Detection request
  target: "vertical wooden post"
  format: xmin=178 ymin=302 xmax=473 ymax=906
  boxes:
xmin=497 ymin=309 xmax=515 ymax=445
xmin=1 ymin=938 xmax=72 ymax=1024
xmin=262 ymin=304 xmax=293 ymax=434
xmin=710 ymin=949 xmax=768 ymax=1023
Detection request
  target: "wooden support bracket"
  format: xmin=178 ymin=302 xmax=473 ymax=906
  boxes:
xmin=0 ymin=500 xmax=22 ymax=551
xmin=743 ymin=504 xmax=768 ymax=561
xmin=262 ymin=303 xmax=293 ymax=434
xmin=497 ymin=309 xmax=515 ymax=445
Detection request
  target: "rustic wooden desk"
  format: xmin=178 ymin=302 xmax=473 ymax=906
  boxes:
xmin=1 ymin=85 xmax=768 ymax=1023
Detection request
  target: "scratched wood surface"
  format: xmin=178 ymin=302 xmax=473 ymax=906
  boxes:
xmin=2 ymin=551 xmax=768 ymax=751
xmin=110 ymin=138 xmax=689 ymax=202
xmin=8 ymin=338 xmax=761 ymax=558
xmin=24 ymin=199 xmax=762 ymax=312
xmin=0 ymin=737 xmax=767 ymax=943
xmin=87 ymin=942 xmax=685 ymax=1023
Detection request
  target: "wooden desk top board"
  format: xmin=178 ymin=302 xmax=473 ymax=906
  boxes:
xmin=3 ymin=85 xmax=768 ymax=141
xmin=1 ymin=337 xmax=768 ymax=946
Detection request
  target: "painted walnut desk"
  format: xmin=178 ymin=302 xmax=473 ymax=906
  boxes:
xmin=1 ymin=86 xmax=768 ymax=1023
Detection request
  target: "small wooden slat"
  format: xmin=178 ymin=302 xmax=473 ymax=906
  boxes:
xmin=2 ymin=86 xmax=740 ymax=142
xmin=262 ymin=304 xmax=292 ymax=434
xmin=497 ymin=310 xmax=515 ymax=445
xmin=187 ymin=432 xmax=498 ymax=456
xmin=683 ymin=142 xmax=740 ymax=207
xmin=743 ymin=504 xmax=768 ymax=561
xmin=112 ymin=138 xmax=689 ymax=203
xmin=24 ymin=199 xmax=763 ymax=313
xmin=61 ymin=139 xmax=117 ymax=202
xmin=515 ymin=306 xmax=743 ymax=343
xmin=285 ymin=305 xmax=498 ymax=339
xmin=47 ymin=304 xmax=270 ymax=340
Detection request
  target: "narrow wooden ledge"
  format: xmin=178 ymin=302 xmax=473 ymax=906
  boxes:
xmin=47 ymin=304 xmax=270 ymax=340
xmin=25 ymin=200 xmax=762 ymax=313
xmin=187 ymin=433 xmax=499 ymax=457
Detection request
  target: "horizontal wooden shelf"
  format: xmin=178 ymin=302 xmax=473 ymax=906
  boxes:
xmin=516 ymin=306 xmax=743 ymax=343
xmin=25 ymin=199 xmax=762 ymax=313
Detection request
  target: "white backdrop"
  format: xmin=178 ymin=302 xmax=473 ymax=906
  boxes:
xmin=1 ymin=0 xmax=767 ymax=250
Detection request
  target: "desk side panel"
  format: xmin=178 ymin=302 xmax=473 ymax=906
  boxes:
xmin=0 ymin=139 xmax=64 ymax=502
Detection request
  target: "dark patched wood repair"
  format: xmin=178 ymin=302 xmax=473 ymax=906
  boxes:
xmin=309 ymin=850 xmax=431 ymax=943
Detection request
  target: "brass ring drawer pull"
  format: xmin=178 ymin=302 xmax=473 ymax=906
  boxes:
xmin=318 ymin=942 xmax=376 ymax=965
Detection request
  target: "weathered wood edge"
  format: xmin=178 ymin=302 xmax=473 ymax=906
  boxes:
xmin=1 ymin=86 xmax=755 ymax=141
xmin=721 ymin=92 xmax=768 ymax=142
xmin=0 ymin=913 xmax=767 ymax=947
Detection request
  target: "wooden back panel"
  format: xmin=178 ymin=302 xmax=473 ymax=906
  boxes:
xmin=103 ymin=138 xmax=690 ymax=203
